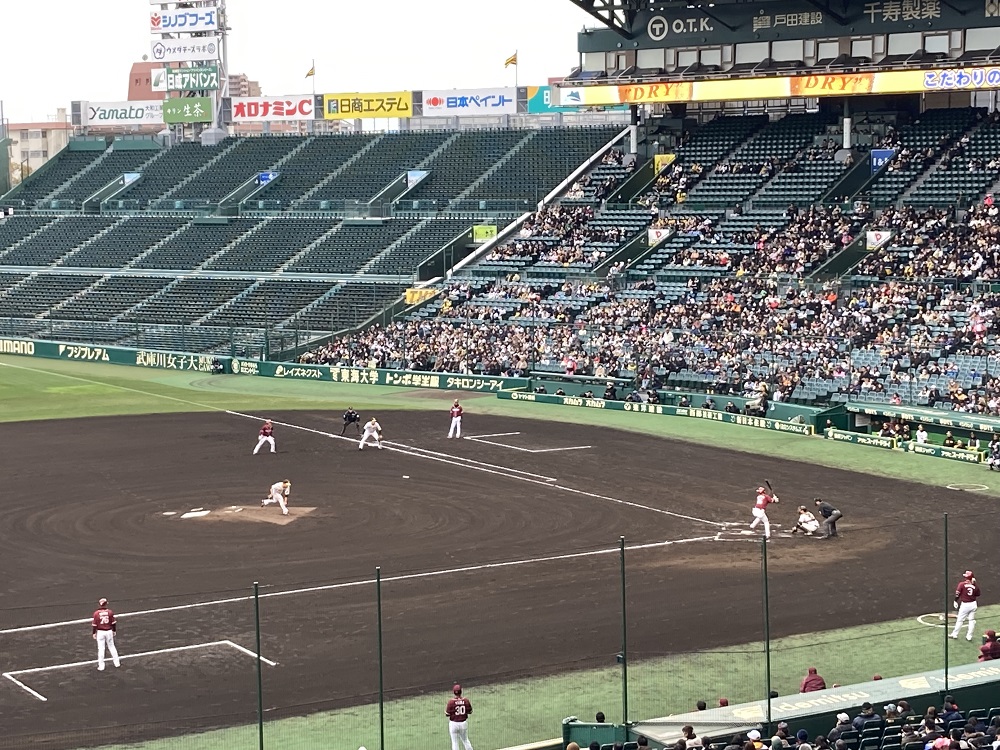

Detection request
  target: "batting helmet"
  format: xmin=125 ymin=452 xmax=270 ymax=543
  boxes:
xmin=964 ymin=570 xmax=975 ymax=579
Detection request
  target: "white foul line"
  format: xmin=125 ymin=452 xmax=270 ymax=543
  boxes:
xmin=3 ymin=674 xmax=45 ymax=701
xmin=225 ymin=410 xmax=724 ymax=527
xmin=2 ymin=640 xmax=276 ymax=701
xmin=0 ymin=536 xmax=718 ymax=637
xmin=463 ymin=432 xmax=522 ymax=439
xmin=0 ymin=362 xmax=722 ymax=526
xmin=225 ymin=410 xmax=559 ymax=483
xmin=466 ymin=436 xmax=592 ymax=454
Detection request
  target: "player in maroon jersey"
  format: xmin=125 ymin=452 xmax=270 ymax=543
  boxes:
xmin=749 ymin=486 xmax=779 ymax=540
xmin=446 ymin=683 xmax=473 ymax=750
xmin=447 ymin=400 xmax=464 ymax=439
xmin=253 ymin=420 xmax=275 ymax=454
xmin=92 ymin=597 xmax=121 ymax=671
xmin=950 ymin=570 xmax=981 ymax=641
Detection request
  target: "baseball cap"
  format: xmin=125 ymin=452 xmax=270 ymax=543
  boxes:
xmin=884 ymin=704 xmax=897 ymax=713
xmin=452 ymin=684 xmax=462 ymax=694
xmin=836 ymin=713 xmax=849 ymax=723
xmin=748 ymin=731 xmax=761 ymax=741
xmin=964 ymin=570 xmax=974 ymax=578
xmin=99 ymin=597 xmax=108 ymax=606
xmin=987 ymin=629 xmax=997 ymax=638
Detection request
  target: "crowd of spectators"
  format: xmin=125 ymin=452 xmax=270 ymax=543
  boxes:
xmin=577 ymin=692 xmax=1000 ymax=750
xmin=857 ymin=202 xmax=1000 ymax=280
xmin=303 ymin=268 xmax=1000 ymax=412
xmin=565 ymin=149 xmax=634 ymax=203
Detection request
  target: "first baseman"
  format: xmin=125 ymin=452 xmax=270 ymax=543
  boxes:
xmin=359 ymin=417 xmax=383 ymax=450
xmin=262 ymin=479 xmax=291 ymax=515
xmin=253 ymin=420 xmax=275 ymax=455
xmin=92 ymin=597 xmax=121 ymax=671
xmin=749 ymin=486 xmax=778 ymax=539
xmin=446 ymin=683 xmax=474 ymax=750
xmin=951 ymin=570 xmax=981 ymax=641
xmin=448 ymin=400 xmax=463 ymax=439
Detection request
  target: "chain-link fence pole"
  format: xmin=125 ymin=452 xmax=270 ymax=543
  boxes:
xmin=943 ymin=513 xmax=950 ymax=693
xmin=620 ymin=535 xmax=629 ymax=725
xmin=762 ymin=537 xmax=772 ymax=732
xmin=254 ymin=581 xmax=264 ymax=750
xmin=377 ymin=566 xmax=385 ymax=750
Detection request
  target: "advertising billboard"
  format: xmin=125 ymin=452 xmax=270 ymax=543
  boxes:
xmin=556 ymin=66 xmax=1000 ymax=106
xmin=82 ymin=101 xmax=164 ymax=127
xmin=151 ymin=39 xmax=220 ymax=63
xmin=162 ymin=97 xmax=213 ymax=124
xmin=322 ymin=91 xmax=412 ymax=120
xmin=150 ymin=8 xmax=219 ymax=34
xmin=231 ymin=96 xmax=315 ymax=122
xmin=422 ymin=88 xmax=516 ymax=116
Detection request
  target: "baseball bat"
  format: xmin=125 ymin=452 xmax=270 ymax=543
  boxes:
xmin=765 ymin=480 xmax=774 ymax=494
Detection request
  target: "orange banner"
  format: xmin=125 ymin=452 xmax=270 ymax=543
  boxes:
xmin=559 ymin=66 xmax=1000 ymax=106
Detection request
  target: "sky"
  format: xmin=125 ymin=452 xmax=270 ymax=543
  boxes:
xmin=0 ymin=0 xmax=597 ymax=123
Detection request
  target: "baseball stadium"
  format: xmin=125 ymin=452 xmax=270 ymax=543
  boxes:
xmin=3 ymin=1 xmax=1000 ymax=750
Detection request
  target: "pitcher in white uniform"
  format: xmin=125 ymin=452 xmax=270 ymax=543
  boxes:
xmin=262 ymin=479 xmax=291 ymax=515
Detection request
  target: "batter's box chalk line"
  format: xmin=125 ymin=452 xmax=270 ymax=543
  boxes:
xmin=2 ymin=640 xmax=277 ymax=702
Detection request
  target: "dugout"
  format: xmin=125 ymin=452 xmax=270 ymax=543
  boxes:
xmin=562 ymin=661 xmax=1000 ymax=750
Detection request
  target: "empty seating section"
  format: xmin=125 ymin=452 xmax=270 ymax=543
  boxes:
xmin=11 ymin=149 xmax=105 ymax=207
xmin=171 ymin=137 xmax=307 ymax=202
xmin=0 ymin=215 xmax=56 ymax=254
xmin=312 ymin=132 xmax=453 ymax=202
xmin=405 ymin=130 xmax=528 ymax=204
xmin=258 ymin=134 xmax=375 ymax=206
xmin=204 ymin=279 xmax=336 ymax=327
xmin=62 ymin=217 xmax=189 ymax=268
xmin=865 ymin=108 xmax=980 ymax=206
xmin=364 ymin=218 xmax=474 ymax=275
xmin=293 ymin=283 xmax=408 ymax=332
xmin=133 ymin=219 xmax=256 ymax=270
xmin=0 ymin=216 xmax=118 ymax=267
xmin=56 ymin=149 xmax=159 ymax=204
xmin=123 ymin=326 xmax=238 ymax=354
xmin=288 ymin=219 xmax=421 ymax=273
xmin=754 ymin=160 xmax=847 ymax=207
xmin=121 ymin=140 xmax=234 ymax=205
xmin=0 ymin=271 xmax=30 ymax=295
xmin=123 ymin=278 xmax=255 ymax=324
xmin=0 ymin=274 xmax=100 ymax=316
xmin=460 ymin=127 xmax=621 ymax=207
xmin=49 ymin=276 xmax=173 ymax=320
xmin=907 ymin=118 xmax=1000 ymax=207
xmin=683 ymin=113 xmax=833 ymax=208
xmin=205 ymin=217 xmax=340 ymax=272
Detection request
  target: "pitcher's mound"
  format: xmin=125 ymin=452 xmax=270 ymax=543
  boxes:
xmin=165 ymin=506 xmax=318 ymax=525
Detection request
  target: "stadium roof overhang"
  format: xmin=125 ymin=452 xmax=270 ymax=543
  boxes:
xmin=568 ymin=0 xmax=876 ymax=38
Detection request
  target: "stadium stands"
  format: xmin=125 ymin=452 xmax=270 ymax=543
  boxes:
xmin=204 ymin=217 xmax=340 ymax=272
xmin=120 ymin=140 xmax=235 ymax=206
xmin=170 ymin=136 xmax=307 ymax=202
xmin=54 ymin=148 xmax=161 ymax=205
xmin=256 ymin=134 xmax=376 ymax=207
xmin=286 ymin=219 xmax=422 ymax=274
xmin=310 ymin=131 xmax=454 ymax=202
xmin=6 ymin=109 xmax=1000 ymax=381
xmin=7 ymin=149 xmax=105 ymax=207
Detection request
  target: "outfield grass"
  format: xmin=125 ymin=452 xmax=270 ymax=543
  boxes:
xmin=1 ymin=355 xmax=995 ymax=750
